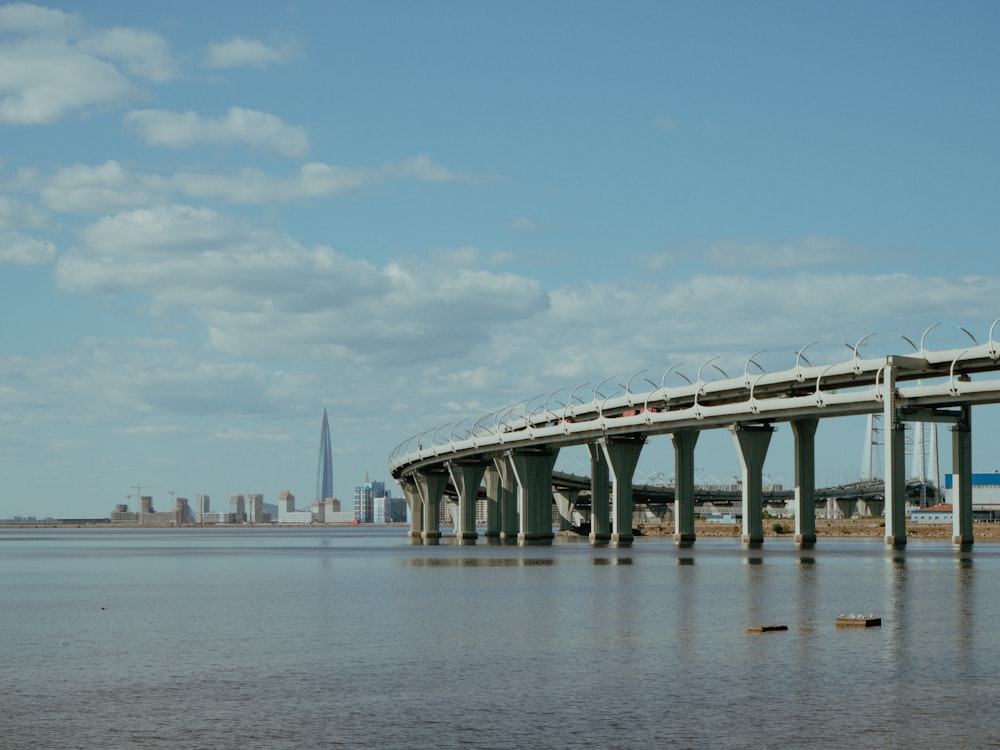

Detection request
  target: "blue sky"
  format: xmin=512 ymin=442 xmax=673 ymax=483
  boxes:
xmin=2 ymin=1 xmax=1000 ymax=519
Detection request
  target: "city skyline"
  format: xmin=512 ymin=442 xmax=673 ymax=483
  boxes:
xmin=2 ymin=2 xmax=1000 ymax=519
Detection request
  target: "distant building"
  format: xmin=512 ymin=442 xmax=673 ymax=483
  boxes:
xmin=196 ymin=494 xmax=210 ymax=524
xmin=319 ymin=496 xmax=354 ymax=523
xmin=373 ymin=492 xmax=406 ymax=523
xmin=355 ymin=478 xmax=403 ymax=523
xmin=277 ymin=489 xmax=312 ymax=524
xmin=316 ymin=408 xmax=334 ymax=505
xmin=910 ymin=504 xmax=953 ymax=524
xmin=229 ymin=495 xmax=246 ymax=523
xmin=247 ymin=493 xmax=266 ymax=523
xmin=354 ymin=478 xmax=383 ymax=522
xmin=201 ymin=511 xmax=237 ymax=524
xmin=944 ymin=473 xmax=1000 ymax=516
xmin=110 ymin=496 xmax=192 ymax=526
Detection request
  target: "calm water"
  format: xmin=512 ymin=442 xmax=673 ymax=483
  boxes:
xmin=1 ymin=527 xmax=998 ymax=749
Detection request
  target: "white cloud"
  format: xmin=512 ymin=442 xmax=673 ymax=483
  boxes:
xmin=703 ymin=236 xmax=860 ymax=271
xmin=204 ymin=36 xmax=295 ymax=69
xmin=24 ymin=156 xmax=476 ymax=213
xmin=55 ymin=205 xmax=550 ymax=364
xmin=482 ymin=273 xmax=1000 ymax=391
xmin=0 ymin=3 xmax=81 ymax=36
xmin=78 ymin=27 xmax=177 ymax=83
xmin=0 ymin=231 xmax=55 ymax=265
xmin=172 ymin=162 xmax=374 ymax=203
xmin=36 ymin=160 xmax=168 ymax=214
xmin=634 ymin=251 xmax=678 ymax=274
xmin=397 ymin=154 xmax=465 ymax=182
xmin=0 ymin=196 xmax=47 ymax=229
xmin=511 ymin=216 xmax=540 ymax=232
xmin=0 ymin=6 xmax=177 ymax=124
xmin=0 ymin=38 xmax=139 ymax=124
xmin=124 ymin=107 xmax=309 ymax=158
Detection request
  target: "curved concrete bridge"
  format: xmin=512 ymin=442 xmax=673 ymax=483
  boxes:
xmin=390 ymin=321 xmax=1000 ymax=547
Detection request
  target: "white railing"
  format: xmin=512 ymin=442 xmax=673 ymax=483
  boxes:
xmin=390 ymin=322 xmax=1000 ymax=479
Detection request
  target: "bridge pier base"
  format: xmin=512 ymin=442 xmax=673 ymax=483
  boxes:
xmin=672 ymin=431 xmax=699 ymax=545
xmin=401 ymin=478 xmax=424 ymax=542
xmin=733 ymin=424 xmax=774 ymax=547
xmin=492 ymin=457 xmax=520 ymax=541
xmin=602 ymin=436 xmax=645 ymax=545
xmin=588 ymin=443 xmax=611 ymax=543
xmin=415 ymin=468 xmax=448 ymax=545
xmin=952 ymin=405 xmax=973 ymax=546
xmin=791 ymin=418 xmax=818 ymax=547
xmin=508 ymin=448 xmax=559 ymax=543
xmin=448 ymin=460 xmax=485 ymax=544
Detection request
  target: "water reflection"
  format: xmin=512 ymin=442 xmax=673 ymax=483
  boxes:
xmin=955 ymin=553 xmax=975 ymax=657
xmin=593 ymin=557 xmax=633 ymax=566
xmin=404 ymin=557 xmax=555 ymax=567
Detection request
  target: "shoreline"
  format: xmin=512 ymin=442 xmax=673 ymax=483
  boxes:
xmin=3 ymin=519 xmax=999 ymax=541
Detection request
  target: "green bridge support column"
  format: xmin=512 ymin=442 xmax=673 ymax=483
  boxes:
xmin=400 ymin=477 xmax=423 ymax=542
xmin=492 ymin=456 xmax=519 ymax=541
xmin=552 ymin=488 xmax=579 ymax=531
xmin=415 ymin=468 xmax=448 ymax=544
xmin=733 ymin=424 xmax=774 ymax=547
xmin=883 ymin=365 xmax=908 ymax=547
xmin=588 ymin=442 xmax=611 ymax=543
xmin=672 ymin=431 xmax=699 ymax=545
xmin=791 ymin=418 xmax=818 ymax=547
xmin=952 ymin=405 xmax=973 ymax=546
xmin=482 ymin=464 xmax=502 ymax=539
xmin=508 ymin=448 xmax=559 ymax=543
xmin=601 ymin=436 xmax=645 ymax=546
xmin=448 ymin=460 xmax=486 ymax=544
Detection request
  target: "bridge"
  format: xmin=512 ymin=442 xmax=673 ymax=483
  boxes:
xmin=548 ymin=471 xmax=904 ymax=520
xmin=389 ymin=320 xmax=1000 ymax=547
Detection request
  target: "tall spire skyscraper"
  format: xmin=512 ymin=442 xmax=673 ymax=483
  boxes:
xmin=316 ymin=408 xmax=334 ymax=503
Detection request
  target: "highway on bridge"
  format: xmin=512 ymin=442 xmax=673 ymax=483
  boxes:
xmin=391 ymin=320 xmax=1000 ymax=547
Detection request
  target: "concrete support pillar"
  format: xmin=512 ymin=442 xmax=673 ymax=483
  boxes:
xmin=671 ymin=431 xmax=699 ymax=545
xmin=951 ymin=405 xmax=973 ymax=546
xmin=791 ymin=418 xmax=818 ymax=547
xmin=600 ymin=436 xmax=645 ymax=545
xmin=732 ymin=424 xmax=774 ymax=546
xmin=553 ymin=488 xmax=579 ymax=531
xmin=587 ymin=442 xmax=611 ymax=543
xmin=508 ymin=448 xmax=559 ymax=543
xmin=400 ymin=477 xmax=423 ymax=540
xmin=415 ymin=469 xmax=448 ymax=543
xmin=492 ymin=456 xmax=519 ymax=540
xmin=482 ymin=464 xmax=502 ymax=538
xmin=447 ymin=460 xmax=486 ymax=543
xmin=883 ymin=365 xmax=908 ymax=547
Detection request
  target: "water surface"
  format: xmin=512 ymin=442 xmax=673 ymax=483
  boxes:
xmin=2 ymin=528 xmax=997 ymax=749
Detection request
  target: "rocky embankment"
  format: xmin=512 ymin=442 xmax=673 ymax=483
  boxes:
xmin=638 ymin=519 xmax=1000 ymax=540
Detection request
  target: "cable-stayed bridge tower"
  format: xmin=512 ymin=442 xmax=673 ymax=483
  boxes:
xmin=316 ymin=408 xmax=334 ymax=503
xmin=860 ymin=413 xmax=939 ymax=496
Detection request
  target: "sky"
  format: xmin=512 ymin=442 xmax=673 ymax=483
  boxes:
xmin=2 ymin=1 xmax=1000 ymax=519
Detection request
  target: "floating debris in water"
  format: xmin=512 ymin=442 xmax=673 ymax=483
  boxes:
xmin=747 ymin=624 xmax=788 ymax=633
xmin=836 ymin=612 xmax=881 ymax=627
